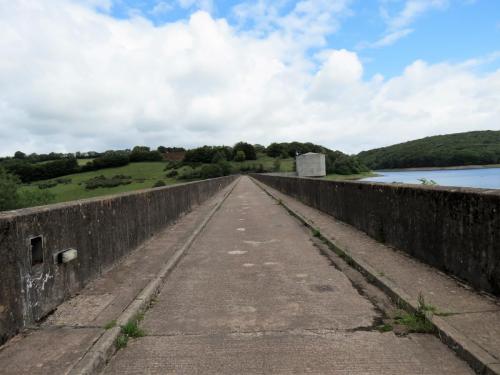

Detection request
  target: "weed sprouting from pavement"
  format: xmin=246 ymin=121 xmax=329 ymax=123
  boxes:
xmin=394 ymin=310 xmax=435 ymax=333
xmin=115 ymin=334 xmax=129 ymax=349
xmin=377 ymin=323 xmax=393 ymax=332
xmin=121 ymin=321 xmax=145 ymax=338
xmin=115 ymin=317 xmax=146 ymax=350
xmin=393 ymin=293 xmax=436 ymax=333
xmin=312 ymin=228 xmax=321 ymax=237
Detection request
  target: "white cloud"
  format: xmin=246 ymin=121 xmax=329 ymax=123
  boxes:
xmin=0 ymin=0 xmax=498 ymax=156
xmin=363 ymin=0 xmax=448 ymax=48
xmin=151 ymin=1 xmax=174 ymax=15
xmin=384 ymin=0 xmax=448 ymax=31
xmin=369 ymin=28 xmax=413 ymax=48
xmin=233 ymin=0 xmax=351 ymax=51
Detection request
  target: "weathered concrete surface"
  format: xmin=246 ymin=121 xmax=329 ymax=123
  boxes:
xmin=253 ymin=178 xmax=500 ymax=373
xmin=0 ymin=183 xmax=235 ymax=375
xmin=251 ymin=174 xmax=500 ymax=296
xmin=0 ymin=176 xmax=236 ymax=344
xmin=104 ymin=176 xmax=473 ymax=374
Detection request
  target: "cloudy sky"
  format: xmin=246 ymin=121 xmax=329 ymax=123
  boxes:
xmin=0 ymin=0 xmax=499 ymax=156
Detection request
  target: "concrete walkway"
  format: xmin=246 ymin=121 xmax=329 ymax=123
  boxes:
xmin=103 ymin=177 xmax=473 ymax=374
xmin=0 ymin=183 xmax=234 ymax=375
xmin=253 ymin=176 xmax=500 ymax=374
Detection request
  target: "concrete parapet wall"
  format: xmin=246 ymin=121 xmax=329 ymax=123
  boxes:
xmin=0 ymin=176 xmax=237 ymax=344
xmin=252 ymin=174 xmax=500 ymax=296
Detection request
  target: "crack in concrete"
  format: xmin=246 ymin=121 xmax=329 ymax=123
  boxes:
xmin=142 ymin=326 xmax=393 ymax=338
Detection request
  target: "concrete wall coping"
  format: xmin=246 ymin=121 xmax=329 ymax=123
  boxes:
xmin=264 ymin=173 xmax=500 ymax=197
xmin=0 ymin=176 xmax=234 ymax=219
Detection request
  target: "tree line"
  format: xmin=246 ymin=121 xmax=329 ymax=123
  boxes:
xmin=358 ymin=130 xmax=500 ymax=169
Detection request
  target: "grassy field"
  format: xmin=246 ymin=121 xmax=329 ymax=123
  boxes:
xmin=19 ymin=154 xmax=295 ymax=205
xmin=77 ymin=158 xmax=94 ymax=166
xmin=324 ymin=171 xmax=378 ymax=181
xmin=20 ymin=162 xmax=176 ymax=204
xmin=17 ymin=153 xmax=302 ymax=206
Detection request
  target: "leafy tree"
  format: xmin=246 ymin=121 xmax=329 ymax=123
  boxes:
xmin=83 ymin=151 xmax=130 ymax=171
xmin=0 ymin=168 xmax=20 ymax=210
xmin=266 ymin=143 xmax=285 ymax=158
xmin=253 ymin=144 xmax=266 ymax=153
xmin=217 ymin=160 xmax=232 ymax=175
xmin=0 ymin=168 xmax=54 ymax=211
xmin=328 ymin=154 xmax=368 ymax=175
xmin=233 ymin=142 xmax=256 ymax=160
xmin=129 ymin=146 xmax=163 ymax=162
xmin=132 ymin=146 xmax=150 ymax=152
xmin=183 ymin=146 xmax=232 ymax=163
xmin=234 ymin=150 xmax=246 ymax=162
xmin=211 ymin=151 xmax=227 ymax=163
xmin=14 ymin=151 xmax=26 ymax=159
xmin=200 ymin=164 xmax=223 ymax=179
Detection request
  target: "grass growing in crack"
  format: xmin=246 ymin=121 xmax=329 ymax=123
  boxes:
xmin=377 ymin=323 xmax=393 ymax=332
xmin=394 ymin=293 xmax=436 ymax=333
xmin=394 ymin=310 xmax=435 ymax=333
xmin=121 ymin=321 xmax=145 ymax=338
xmin=115 ymin=334 xmax=129 ymax=349
xmin=104 ymin=320 xmax=117 ymax=330
xmin=115 ymin=319 xmax=146 ymax=350
xmin=312 ymin=228 xmax=321 ymax=238
xmin=416 ymin=292 xmax=454 ymax=317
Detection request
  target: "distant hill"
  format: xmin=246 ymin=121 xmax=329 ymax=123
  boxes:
xmin=358 ymin=130 xmax=500 ymax=170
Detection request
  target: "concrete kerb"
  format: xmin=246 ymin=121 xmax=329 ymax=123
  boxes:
xmin=250 ymin=177 xmax=499 ymax=375
xmin=69 ymin=178 xmax=240 ymax=375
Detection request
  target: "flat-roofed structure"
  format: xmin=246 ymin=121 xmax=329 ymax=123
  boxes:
xmin=296 ymin=152 xmax=326 ymax=177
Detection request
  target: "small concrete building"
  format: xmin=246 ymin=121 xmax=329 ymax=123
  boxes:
xmin=296 ymin=152 xmax=326 ymax=177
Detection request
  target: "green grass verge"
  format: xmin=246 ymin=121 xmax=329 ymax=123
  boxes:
xmin=323 ymin=171 xmax=379 ymax=181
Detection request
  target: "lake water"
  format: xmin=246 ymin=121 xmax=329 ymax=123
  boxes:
xmin=361 ymin=167 xmax=500 ymax=190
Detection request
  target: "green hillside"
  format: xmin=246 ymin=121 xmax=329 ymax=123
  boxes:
xmin=358 ymin=130 xmax=500 ymax=170
xmin=19 ymin=162 xmax=178 ymax=204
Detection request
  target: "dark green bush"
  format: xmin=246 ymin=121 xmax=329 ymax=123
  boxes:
xmin=184 ymin=146 xmax=233 ymax=163
xmin=84 ymin=175 xmax=132 ymax=190
xmin=2 ymin=157 xmax=79 ymax=183
xmin=165 ymin=169 xmax=178 ymax=178
xmin=38 ymin=181 xmax=58 ymax=189
xmin=153 ymin=180 xmax=166 ymax=187
xmin=82 ymin=151 xmax=130 ymax=172
xmin=130 ymin=146 xmax=163 ymax=162
xmin=200 ymin=164 xmax=223 ymax=179
xmin=177 ymin=166 xmax=201 ymax=180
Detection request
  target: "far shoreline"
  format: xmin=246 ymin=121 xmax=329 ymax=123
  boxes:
xmin=375 ymin=164 xmax=500 ymax=172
